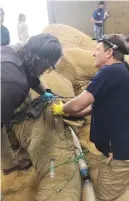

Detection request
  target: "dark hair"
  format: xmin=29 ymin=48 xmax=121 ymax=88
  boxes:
xmin=99 ymin=1 xmax=104 ymax=6
xmin=103 ymin=42 xmax=124 ymax=62
xmin=19 ymin=33 xmax=62 ymax=74
xmin=101 ymin=34 xmax=129 ymax=62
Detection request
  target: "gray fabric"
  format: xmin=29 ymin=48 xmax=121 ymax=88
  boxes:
xmin=1 ymin=126 xmax=15 ymax=169
xmin=1 ymin=45 xmax=40 ymax=124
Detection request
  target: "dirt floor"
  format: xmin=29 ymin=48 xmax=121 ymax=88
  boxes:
xmin=1 ymin=168 xmax=37 ymax=201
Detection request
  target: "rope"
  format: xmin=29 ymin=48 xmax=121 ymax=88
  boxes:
xmin=38 ymin=94 xmax=73 ymax=103
xmin=48 ymin=149 xmax=89 ymax=193
xmin=53 ymin=149 xmax=89 ymax=169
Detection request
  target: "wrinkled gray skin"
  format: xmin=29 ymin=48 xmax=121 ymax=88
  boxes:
xmin=12 ymin=99 xmax=81 ymax=201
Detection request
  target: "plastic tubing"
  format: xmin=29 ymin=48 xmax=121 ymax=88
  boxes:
xmin=69 ymin=126 xmax=96 ymax=201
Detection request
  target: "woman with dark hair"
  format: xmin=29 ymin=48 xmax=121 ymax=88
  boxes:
xmin=1 ymin=33 xmax=62 ymax=174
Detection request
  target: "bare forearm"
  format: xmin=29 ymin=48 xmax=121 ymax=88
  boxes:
xmin=91 ymin=17 xmax=102 ymax=24
xmin=62 ymin=91 xmax=94 ymax=114
xmin=69 ymin=105 xmax=92 ymax=117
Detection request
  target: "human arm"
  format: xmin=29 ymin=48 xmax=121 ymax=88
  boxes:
xmin=63 ymin=91 xmax=94 ymax=114
xmin=91 ymin=16 xmax=103 ymax=24
xmin=91 ymin=10 xmax=103 ymax=24
xmin=52 ymin=66 xmax=111 ymax=116
xmin=103 ymin=10 xmax=110 ymax=20
xmin=52 ymin=91 xmax=94 ymax=116
xmin=69 ymin=105 xmax=92 ymax=117
xmin=1 ymin=81 xmax=27 ymax=124
xmin=30 ymin=75 xmax=54 ymax=99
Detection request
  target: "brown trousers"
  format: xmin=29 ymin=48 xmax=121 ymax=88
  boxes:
xmin=87 ymin=153 xmax=129 ymax=201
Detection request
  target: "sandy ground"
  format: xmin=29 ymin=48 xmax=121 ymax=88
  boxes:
xmin=1 ymin=168 xmax=37 ymax=201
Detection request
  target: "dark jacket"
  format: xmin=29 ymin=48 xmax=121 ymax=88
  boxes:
xmin=0 ymin=25 xmax=10 ymax=46
xmin=1 ymin=45 xmax=40 ymax=124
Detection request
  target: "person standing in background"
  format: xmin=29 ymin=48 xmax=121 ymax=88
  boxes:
xmin=0 ymin=7 xmax=10 ymax=46
xmin=91 ymin=1 xmax=109 ymax=41
xmin=17 ymin=13 xmax=29 ymax=43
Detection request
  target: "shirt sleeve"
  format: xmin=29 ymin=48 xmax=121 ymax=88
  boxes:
xmin=86 ymin=66 xmax=110 ymax=100
xmin=30 ymin=75 xmax=45 ymax=94
xmin=92 ymin=10 xmax=97 ymax=19
xmin=30 ymin=75 xmax=40 ymax=90
xmin=1 ymin=81 xmax=27 ymax=124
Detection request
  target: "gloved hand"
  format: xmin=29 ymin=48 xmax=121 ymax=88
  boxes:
xmin=52 ymin=101 xmax=69 ymax=116
xmin=40 ymin=92 xmax=54 ymax=101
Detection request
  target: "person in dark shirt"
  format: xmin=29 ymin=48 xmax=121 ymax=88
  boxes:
xmin=1 ymin=33 xmax=62 ymax=174
xmin=91 ymin=1 xmax=109 ymax=40
xmin=52 ymin=34 xmax=129 ymax=200
xmin=0 ymin=8 xmax=10 ymax=46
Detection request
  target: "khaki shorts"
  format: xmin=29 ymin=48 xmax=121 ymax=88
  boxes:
xmin=87 ymin=153 xmax=129 ymax=201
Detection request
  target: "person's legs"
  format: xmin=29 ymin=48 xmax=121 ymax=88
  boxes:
xmin=96 ymin=159 xmax=129 ymax=201
xmin=87 ymin=153 xmax=129 ymax=201
xmin=94 ymin=25 xmax=102 ymax=41
xmin=94 ymin=25 xmax=97 ymax=39
xmin=1 ymin=125 xmax=16 ymax=171
xmin=1 ymin=124 xmax=32 ymax=174
xmin=99 ymin=26 xmax=103 ymax=40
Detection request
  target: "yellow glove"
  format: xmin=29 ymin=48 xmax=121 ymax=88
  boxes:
xmin=52 ymin=101 xmax=68 ymax=116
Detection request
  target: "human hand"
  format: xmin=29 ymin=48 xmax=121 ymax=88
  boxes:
xmin=52 ymin=101 xmax=64 ymax=115
xmin=40 ymin=92 xmax=54 ymax=101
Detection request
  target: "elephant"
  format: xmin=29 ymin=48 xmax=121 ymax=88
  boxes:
xmin=3 ymin=25 xmax=128 ymax=201
xmin=54 ymin=48 xmax=97 ymax=95
xmin=1 ymin=72 xmax=86 ymax=201
xmin=43 ymin=24 xmax=97 ymax=51
xmin=1 ymin=25 xmax=102 ymax=201
xmin=11 ymin=99 xmax=82 ymax=201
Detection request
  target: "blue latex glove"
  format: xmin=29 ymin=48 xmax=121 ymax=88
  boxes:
xmin=40 ymin=92 xmax=54 ymax=101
